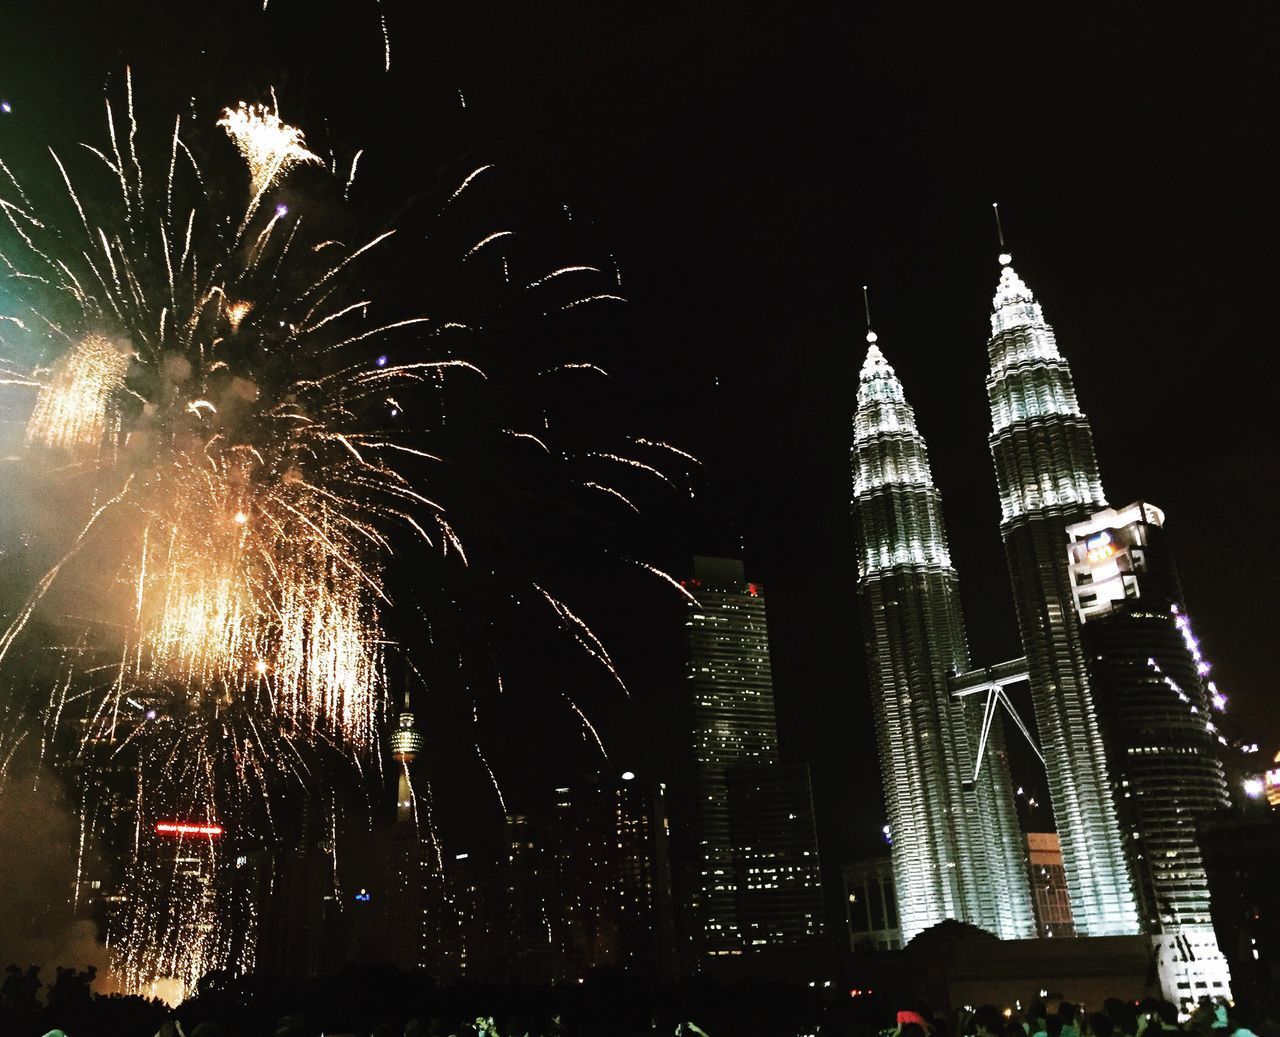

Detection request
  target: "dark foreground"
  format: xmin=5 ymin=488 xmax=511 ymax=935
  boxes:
xmin=4 ymin=964 xmax=1279 ymax=1037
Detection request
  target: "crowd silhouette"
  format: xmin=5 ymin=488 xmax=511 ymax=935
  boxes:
xmin=5 ymin=963 xmax=1280 ymax=1037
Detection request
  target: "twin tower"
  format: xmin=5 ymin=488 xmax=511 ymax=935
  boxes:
xmin=851 ymin=246 xmax=1139 ymax=942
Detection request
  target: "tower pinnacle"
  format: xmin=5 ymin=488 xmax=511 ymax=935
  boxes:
xmin=993 ymin=202 xmax=1012 ymax=267
xmin=863 ymin=284 xmax=877 ymax=343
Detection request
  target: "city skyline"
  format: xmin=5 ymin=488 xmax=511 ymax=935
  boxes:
xmin=0 ymin=4 xmax=1276 ymax=1009
xmin=2 ymin=9 xmax=1275 ymax=866
xmin=845 ymin=236 xmax=1238 ymax=1002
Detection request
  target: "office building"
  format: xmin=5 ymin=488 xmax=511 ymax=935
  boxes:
xmin=680 ymin=556 xmax=824 ymax=961
xmin=1198 ymin=810 xmax=1280 ymax=1007
xmin=1066 ymin=501 xmax=1233 ymax=996
xmin=983 ymin=249 xmax=1139 ymax=936
xmin=548 ymin=772 xmax=675 ymax=980
xmin=726 ymin=761 xmax=825 ymax=949
xmin=1066 ymin=502 xmax=1231 ymax=928
xmin=851 ymin=324 xmax=1033 ymax=941
xmin=1263 ymin=751 xmax=1280 ymax=808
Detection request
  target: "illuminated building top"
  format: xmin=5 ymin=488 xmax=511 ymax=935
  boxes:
xmin=852 ymin=341 xmax=952 ymax=574
xmin=390 ymin=710 xmax=425 ymax=762
xmin=154 ymin=821 xmax=224 ymax=838
xmin=1265 ymin=752 xmax=1280 ymax=808
xmin=1066 ymin=502 xmax=1168 ymax=622
xmin=986 ymin=254 xmax=1106 ymax=520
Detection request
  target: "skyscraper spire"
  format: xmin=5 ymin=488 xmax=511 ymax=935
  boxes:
xmin=863 ymin=284 xmax=877 ymax=342
xmin=992 ymin=201 xmax=1009 ymax=261
xmin=851 ymin=308 xmax=1034 ymax=942
xmin=981 ymin=231 xmax=1139 ymax=937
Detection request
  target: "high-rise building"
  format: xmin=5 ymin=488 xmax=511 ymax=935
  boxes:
xmin=680 ymin=556 xmax=825 ymax=961
xmin=983 ymin=249 xmax=1139 ymax=936
xmin=443 ymin=848 xmax=507 ymax=981
xmin=548 ymin=772 xmax=675 ymax=980
xmin=725 ymin=761 xmax=825 ymax=949
xmin=257 ymin=799 xmax=345 ymax=978
xmin=1025 ymin=832 xmax=1075 ymax=938
xmin=851 ymin=326 xmax=1033 ymax=942
xmin=1066 ymin=501 xmax=1233 ymax=996
xmin=1261 ymin=752 xmax=1280 ymax=808
xmin=502 ymin=813 xmax=556 ymax=983
xmin=1066 ymin=502 xmax=1232 ymax=927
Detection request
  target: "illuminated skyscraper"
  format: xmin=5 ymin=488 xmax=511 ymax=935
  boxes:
xmin=851 ymin=323 xmax=1033 ymax=942
xmin=1066 ymin=501 xmax=1232 ymax=996
xmin=983 ymin=247 xmax=1139 ymax=936
xmin=680 ymin=557 xmax=824 ymax=960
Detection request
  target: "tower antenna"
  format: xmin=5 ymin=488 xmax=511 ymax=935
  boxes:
xmin=993 ymin=203 xmax=1012 ymax=265
xmin=862 ymin=285 xmax=877 ymax=343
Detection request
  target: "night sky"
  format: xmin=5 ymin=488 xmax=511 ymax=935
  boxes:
xmin=3 ymin=4 xmax=1277 ymax=871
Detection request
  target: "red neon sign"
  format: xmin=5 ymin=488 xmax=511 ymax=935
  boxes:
xmin=155 ymin=821 xmax=223 ymax=837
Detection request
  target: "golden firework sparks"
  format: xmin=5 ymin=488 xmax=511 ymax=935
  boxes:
xmin=0 ymin=72 xmax=683 ymax=1000
xmin=25 ymin=334 xmax=131 ymax=455
xmin=216 ymin=101 xmax=320 ymax=203
xmin=114 ymin=453 xmax=384 ymax=752
xmin=225 ymin=299 xmax=253 ymax=332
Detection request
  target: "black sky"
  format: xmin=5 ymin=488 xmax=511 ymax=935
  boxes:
xmin=2 ymin=3 xmax=1277 ymax=867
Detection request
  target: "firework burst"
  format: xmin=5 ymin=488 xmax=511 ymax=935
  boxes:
xmin=0 ymin=76 xmax=453 ymax=994
xmin=216 ymin=100 xmax=321 ymax=211
xmin=0 ymin=68 xmax=692 ymax=1000
xmin=24 ymin=333 xmax=133 ymax=455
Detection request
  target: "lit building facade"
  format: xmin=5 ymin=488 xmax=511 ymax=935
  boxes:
xmin=983 ymin=252 xmax=1140 ymax=936
xmin=851 ymin=330 xmax=1034 ymax=942
xmin=1066 ymin=501 xmax=1233 ymax=997
xmin=682 ymin=557 xmax=824 ymax=959
xmin=548 ymin=773 xmax=675 ymax=980
xmin=1025 ymin=832 xmax=1075 ymax=938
